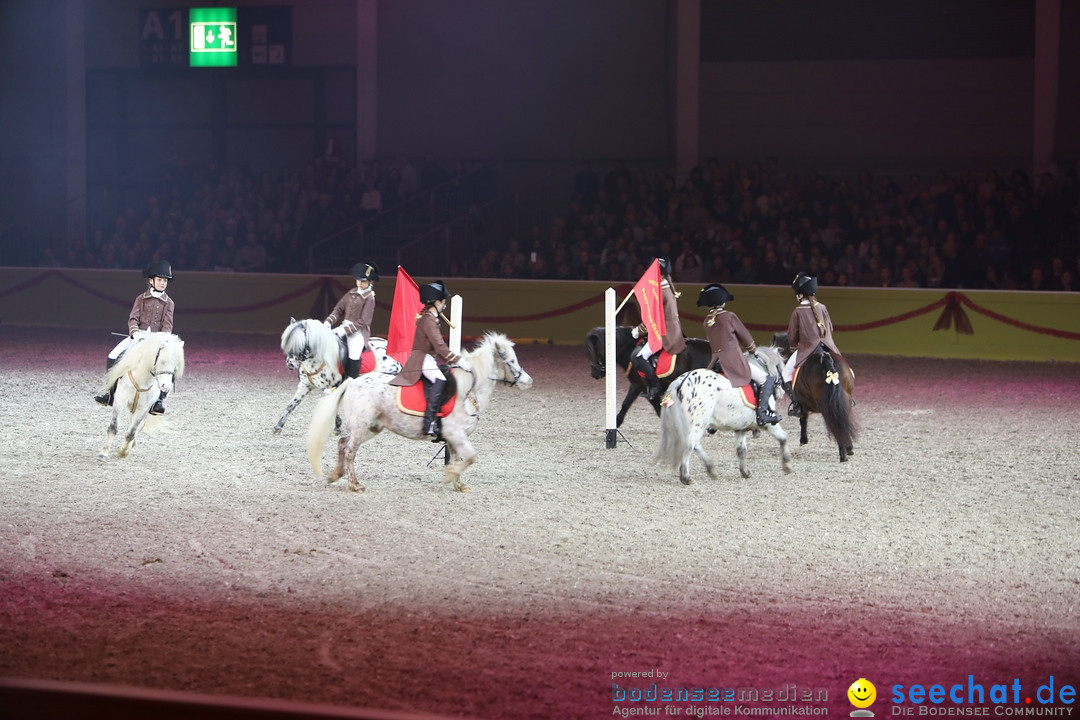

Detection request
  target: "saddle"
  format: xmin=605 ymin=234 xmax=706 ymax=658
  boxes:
xmin=707 ymin=361 xmax=760 ymax=409
xmin=395 ymin=374 xmax=458 ymax=417
xmin=629 ymin=343 xmax=678 ymax=378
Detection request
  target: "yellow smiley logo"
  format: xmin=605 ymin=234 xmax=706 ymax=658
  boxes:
xmin=848 ymin=678 xmax=876 ymax=708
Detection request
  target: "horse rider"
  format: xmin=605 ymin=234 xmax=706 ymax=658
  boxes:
xmin=325 ymin=261 xmax=378 ymax=379
xmin=94 ymin=259 xmax=176 ymax=414
xmin=698 ymin=283 xmax=781 ymax=426
xmin=388 ymin=280 xmax=461 ymax=441
xmin=632 ymin=257 xmax=686 ymax=400
xmin=782 ymin=272 xmax=846 ymax=417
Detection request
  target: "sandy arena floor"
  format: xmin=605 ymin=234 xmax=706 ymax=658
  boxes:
xmin=0 ymin=325 xmax=1078 ymax=719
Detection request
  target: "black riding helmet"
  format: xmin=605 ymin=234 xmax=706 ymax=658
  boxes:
xmin=656 ymin=257 xmax=673 ymax=276
xmin=351 ymin=262 xmax=379 ymax=281
xmin=143 ymin=260 xmax=173 ymax=280
xmin=697 ymin=283 xmax=734 ymax=307
xmin=792 ymin=273 xmax=817 ymax=296
xmin=419 ymin=280 xmax=449 ymax=304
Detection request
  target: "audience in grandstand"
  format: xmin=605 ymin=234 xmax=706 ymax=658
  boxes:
xmin=67 ymin=152 xmax=1079 ymax=292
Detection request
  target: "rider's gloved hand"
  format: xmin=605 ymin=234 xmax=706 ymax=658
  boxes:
xmin=333 ymin=326 xmax=347 ymax=337
xmin=323 ymin=320 xmax=332 ymax=329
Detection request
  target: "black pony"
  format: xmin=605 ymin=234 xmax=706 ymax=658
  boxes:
xmin=584 ymin=326 xmax=712 ymax=427
xmin=772 ymin=332 xmax=857 ymax=461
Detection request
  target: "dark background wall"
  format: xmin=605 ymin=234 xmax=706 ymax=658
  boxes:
xmin=1 ymin=0 xmax=1077 ymax=256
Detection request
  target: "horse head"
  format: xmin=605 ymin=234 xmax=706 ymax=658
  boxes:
xmin=584 ymin=328 xmax=606 ymax=378
xmin=584 ymin=326 xmax=640 ymax=379
xmin=152 ymin=334 xmax=186 ymax=394
xmin=488 ymin=333 xmax=533 ymax=389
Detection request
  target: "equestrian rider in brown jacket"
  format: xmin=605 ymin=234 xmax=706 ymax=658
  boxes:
xmin=698 ymin=283 xmax=781 ymax=426
xmin=94 ymin=260 xmax=176 ymax=414
xmin=389 ymin=280 xmax=461 ymax=440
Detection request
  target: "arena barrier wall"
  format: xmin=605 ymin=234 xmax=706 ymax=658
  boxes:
xmin=1 ymin=268 xmax=1078 ymax=362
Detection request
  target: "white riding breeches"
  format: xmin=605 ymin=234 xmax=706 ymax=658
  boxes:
xmin=422 ymin=354 xmax=446 ymax=383
xmin=346 ymin=332 xmax=367 ymax=361
xmin=782 ymin=353 xmax=799 ymax=383
xmin=749 ymin=361 xmax=767 ymax=386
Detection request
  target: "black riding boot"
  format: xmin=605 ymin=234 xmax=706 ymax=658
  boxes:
xmin=755 ymin=376 xmax=782 ymax=426
xmin=423 ymin=378 xmax=446 ymax=441
xmin=150 ymin=389 xmax=168 ymax=416
xmin=782 ymin=379 xmax=802 ymax=417
xmin=94 ymin=357 xmax=119 ymax=406
xmin=344 ymin=357 xmax=361 ymax=379
xmin=634 ymin=354 xmax=660 ymax=400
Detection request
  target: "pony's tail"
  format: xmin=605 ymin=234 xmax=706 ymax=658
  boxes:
xmin=307 ymin=379 xmax=351 ymax=478
xmin=654 ymin=375 xmax=690 ymax=469
xmin=819 ymin=352 xmax=857 ymax=449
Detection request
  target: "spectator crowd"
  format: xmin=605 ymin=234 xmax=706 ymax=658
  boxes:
xmin=50 ymin=153 xmax=1080 ymax=293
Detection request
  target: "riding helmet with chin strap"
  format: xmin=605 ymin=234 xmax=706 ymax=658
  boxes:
xmin=143 ymin=260 xmax=173 ymax=281
xmin=351 ymin=262 xmax=379 ymax=281
xmin=656 ymin=257 xmax=673 ymax=277
xmin=697 ymin=283 xmax=734 ymax=308
xmin=792 ymin=272 xmax=817 ymax=296
xmin=418 ymin=280 xmax=449 ymax=305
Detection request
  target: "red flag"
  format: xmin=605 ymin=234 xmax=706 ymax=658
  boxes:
xmin=633 ymin=259 xmax=665 ymax=352
xmin=387 ymin=266 xmax=421 ymax=364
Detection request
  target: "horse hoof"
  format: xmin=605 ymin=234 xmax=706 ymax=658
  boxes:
xmin=97 ymin=452 xmax=108 ymax=461
xmin=782 ymin=463 xmax=793 ymax=474
xmin=346 ymin=481 xmax=365 ymax=493
xmin=846 ymin=446 xmax=854 ymax=456
xmin=740 ymin=469 xmax=751 ymax=479
xmin=680 ymin=477 xmax=691 ymax=486
xmin=271 ymin=427 xmax=282 ymax=435
xmin=452 ymin=482 xmax=471 ymax=493
xmin=799 ymin=438 xmax=808 ymax=446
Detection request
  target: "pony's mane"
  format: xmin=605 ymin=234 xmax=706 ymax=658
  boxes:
xmin=754 ymin=345 xmax=784 ymax=375
xmin=107 ymin=333 xmax=185 ymax=385
xmin=281 ymin=319 xmax=340 ymax=365
xmin=464 ymin=331 xmax=512 ymax=378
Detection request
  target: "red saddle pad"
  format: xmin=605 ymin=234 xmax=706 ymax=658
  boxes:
xmin=395 ymin=382 xmax=457 ymax=417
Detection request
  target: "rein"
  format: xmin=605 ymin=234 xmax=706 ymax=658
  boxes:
xmin=126 ymin=371 xmax=153 ymax=414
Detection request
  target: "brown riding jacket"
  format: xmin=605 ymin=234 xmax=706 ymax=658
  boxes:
xmin=704 ymin=309 xmax=756 ymax=387
xmin=389 ymin=309 xmax=461 ymax=386
xmin=325 ymin=287 xmax=375 ymax=351
xmin=127 ymin=291 xmax=174 ymax=335
xmin=787 ymin=300 xmax=842 ymax=368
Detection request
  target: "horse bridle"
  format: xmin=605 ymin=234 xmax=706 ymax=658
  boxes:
xmin=495 ymin=348 xmax=524 ymax=387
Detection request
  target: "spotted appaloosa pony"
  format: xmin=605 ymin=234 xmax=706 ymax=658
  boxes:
xmin=98 ymin=332 xmax=185 ymax=460
xmin=584 ymin=326 xmax=712 ymax=426
xmin=307 ymin=332 xmax=531 ymax=493
xmin=275 ymin=317 xmax=400 ymax=434
xmin=654 ymin=347 xmax=792 ymax=484
xmin=772 ymin=332 xmax=857 ymax=462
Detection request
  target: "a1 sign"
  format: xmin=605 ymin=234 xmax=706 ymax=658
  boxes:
xmin=139 ymin=8 xmax=186 ymax=67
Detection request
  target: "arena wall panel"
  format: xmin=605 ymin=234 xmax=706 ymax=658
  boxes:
xmin=1 ymin=269 xmax=1077 ymax=362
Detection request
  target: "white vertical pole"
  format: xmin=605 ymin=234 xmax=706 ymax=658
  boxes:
xmin=449 ymin=294 xmax=463 ymax=354
xmin=605 ymin=288 xmax=617 ymax=449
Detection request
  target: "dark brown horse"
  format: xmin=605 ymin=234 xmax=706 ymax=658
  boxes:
xmin=584 ymin=326 xmax=713 ymax=427
xmin=773 ymin=332 xmax=857 ymax=462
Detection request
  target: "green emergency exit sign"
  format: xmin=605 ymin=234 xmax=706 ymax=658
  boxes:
xmin=189 ymin=7 xmax=237 ymax=67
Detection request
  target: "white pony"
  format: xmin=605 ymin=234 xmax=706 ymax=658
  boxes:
xmin=654 ymin=347 xmax=792 ymax=484
xmin=274 ymin=317 xmax=401 ymax=433
xmin=98 ymin=332 xmax=185 ymax=460
xmin=307 ymin=332 xmax=532 ymax=493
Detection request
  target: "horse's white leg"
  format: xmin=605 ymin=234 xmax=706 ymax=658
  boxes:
xmin=325 ymin=434 xmax=348 ymax=484
xmin=735 ymin=430 xmax=750 ymax=478
xmin=765 ymin=423 xmax=794 ymax=474
xmin=98 ymin=411 xmax=119 ymax=460
xmin=442 ymin=434 xmax=476 ymax=492
xmin=273 ymin=381 xmax=312 ymax=434
xmin=339 ymin=421 xmax=379 ymax=492
xmin=118 ymin=409 xmax=149 ymax=458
